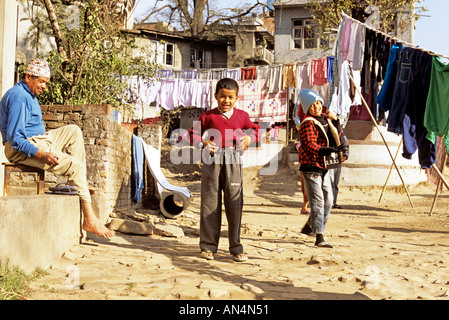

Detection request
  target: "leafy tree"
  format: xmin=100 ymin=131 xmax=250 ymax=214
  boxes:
xmin=36 ymin=0 xmax=158 ymax=113
xmin=306 ymin=0 xmax=424 ymax=34
xmin=138 ymin=0 xmax=270 ymax=39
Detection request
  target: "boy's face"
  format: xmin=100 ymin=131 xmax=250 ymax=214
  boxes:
xmin=215 ymin=87 xmax=238 ymax=114
xmin=308 ymin=100 xmax=323 ymax=117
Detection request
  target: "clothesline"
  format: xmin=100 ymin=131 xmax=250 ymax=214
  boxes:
xmin=341 ymin=12 xmax=449 ymax=60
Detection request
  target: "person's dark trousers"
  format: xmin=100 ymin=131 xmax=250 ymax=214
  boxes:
xmin=200 ymin=148 xmax=244 ymax=255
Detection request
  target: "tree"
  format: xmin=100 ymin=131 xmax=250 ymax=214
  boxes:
xmin=138 ymin=0 xmax=270 ymax=39
xmin=306 ymin=0 xmax=424 ymax=35
xmin=21 ymin=1 xmax=57 ymax=58
xmin=36 ymin=0 xmax=157 ymax=113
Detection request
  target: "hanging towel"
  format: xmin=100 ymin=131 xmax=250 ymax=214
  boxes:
xmin=225 ymin=68 xmax=242 ymax=80
xmin=309 ymin=57 xmax=327 ymax=86
xmin=158 ymin=79 xmax=179 ymax=110
xmin=178 ymin=79 xmax=196 ymax=107
xmin=282 ymin=63 xmax=297 ymax=89
xmin=241 ymin=67 xmax=257 ymax=80
xmin=266 ymin=64 xmax=283 ymax=93
xmin=131 ymin=134 xmax=145 ymax=202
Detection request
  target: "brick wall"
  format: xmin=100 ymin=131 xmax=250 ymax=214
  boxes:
xmin=7 ymin=104 xmax=162 ymax=222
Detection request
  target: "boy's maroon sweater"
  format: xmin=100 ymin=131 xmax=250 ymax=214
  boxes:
xmin=189 ymin=108 xmax=260 ymax=150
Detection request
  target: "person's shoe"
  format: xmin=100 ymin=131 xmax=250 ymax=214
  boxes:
xmin=315 ymin=241 xmax=333 ymax=248
xmin=301 ymin=224 xmax=313 ymax=236
xmin=332 ymin=204 xmax=342 ymax=209
xmin=200 ymin=250 xmax=215 ymax=260
xmin=233 ymin=253 xmax=248 ymax=262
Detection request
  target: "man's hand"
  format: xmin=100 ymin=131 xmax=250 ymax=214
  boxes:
xmin=35 ymin=149 xmax=60 ymax=166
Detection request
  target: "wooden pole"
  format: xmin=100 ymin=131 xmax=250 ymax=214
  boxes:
xmin=347 ymin=71 xmax=414 ymax=208
xmin=429 ymin=152 xmax=447 ymax=215
xmin=379 ymin=137 xmax=403 ymax=203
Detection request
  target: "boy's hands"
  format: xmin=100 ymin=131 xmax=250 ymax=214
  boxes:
xmin=203 ymin=140 xmax=219 ymax=155
xmin=203 ymin=136 xmax=252 ymax=154
xmin=238 ymin=136 xmax=252 ymax=152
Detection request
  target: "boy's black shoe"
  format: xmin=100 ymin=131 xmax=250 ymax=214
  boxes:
xmin=301 ymin=223 xmax=313 ymax=236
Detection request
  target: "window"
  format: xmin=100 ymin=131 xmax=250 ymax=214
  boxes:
xmin=292 ymin=19 xmax=317 ymax=49
xmin=190 ymin=48 xmax=212 ymax=68
xmin=149 ymin=40 xmax=174 ymax=66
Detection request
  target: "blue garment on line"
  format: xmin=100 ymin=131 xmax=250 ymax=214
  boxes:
xmin=131 ymin=134 xmax=145 ymax=202
xmin=376 ymin=43 xmax=403 ymax=112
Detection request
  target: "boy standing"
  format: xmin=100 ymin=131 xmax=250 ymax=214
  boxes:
xmin=297 ymin=89 xmax=346 ymax=248
xmin=189 ymin=78 xmax=260 ymax=262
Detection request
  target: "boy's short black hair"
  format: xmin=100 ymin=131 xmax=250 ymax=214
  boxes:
xmin=215 ymin=78 xmax=239 ymax=96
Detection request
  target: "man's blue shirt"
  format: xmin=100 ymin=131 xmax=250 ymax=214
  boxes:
xmin=0 ymin=80 xmax=45 ymax=157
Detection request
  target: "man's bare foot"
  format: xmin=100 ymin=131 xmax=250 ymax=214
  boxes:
xmin=81 ymin=201 xmax=114 ymax=238
xmin=83 ymin=219 xmax=114 ymax=238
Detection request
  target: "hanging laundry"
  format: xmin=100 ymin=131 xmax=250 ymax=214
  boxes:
xmin=346 ymin=21 xmax=359 ymax=63
xmin=339 ymin=17 xmax=353 ymax=61
xmin=211 ymin=68 xmax=226 ymax=80
xmin=402 ymin=50 xmax=436 ymax=169
xmin=296 ymin=61 xmax=312 ymax=90
xmin=376 ymin=43 xmax=403 ymax=112
xmin=192 ymin=80 xmax=212 ymax=109
xmin=131 ymin=134 xmax=145 ymax=202
xmin=198 ymin=69 xmax=212 ymax=80
xmin=282 ymin=63 xmax=297 ymax=89
xmin=183 ymin=69 xmax=198 ymax=79
xmin=158 ymin=69 xmax=172 ymax=78
xmin=329 ymin=60 xmax=352 ymax=127
xmin=309 ymin=57 xmax=327 ymax=86
xmin=352 ymin=25 xmax=365 ymax=71
xmin=241 ymin=67 xmax=257 ymax=80
xmin=327 ymin=57 xmax=334 ymax=83
xmin=424 ymin=56 xmax=449 ymax=150
xmin=158 ymin=79 xmax=179 ymax=110
xmin=266 ymin=64 xmax=283 ymax=93
xmin=172 ymin=70 xmax=184 ymax=79
xmin=178 ymin=79 xmax=196 ymax=107
xmin=386 ymin=46 xmax=414 ymax=134
xmin=225 ymin=68 xmax=241 ymax=80
xmin=256 ymin=65 xmax=270 ymax=80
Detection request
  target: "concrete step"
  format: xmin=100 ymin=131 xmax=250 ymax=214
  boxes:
xmin=0 ymin=195 xmax=82 ymax=273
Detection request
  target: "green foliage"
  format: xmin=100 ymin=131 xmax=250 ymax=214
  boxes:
xmin=0 ymin=261 xmax=47 ymax=300
xmin=39 ymin=0 xmax=158 ymax=114
xmin=306 ymin=0 xmax=422 ymax=34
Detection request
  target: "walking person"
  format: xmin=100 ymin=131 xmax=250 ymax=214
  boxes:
xmin=297 ymin=89 xmax=346 ymax=248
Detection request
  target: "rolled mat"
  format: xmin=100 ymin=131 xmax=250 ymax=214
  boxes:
xmin=139 ymin=137 xmax=191 ymax=219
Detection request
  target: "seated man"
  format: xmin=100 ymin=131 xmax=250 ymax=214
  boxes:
xmin=0 ymin=58 xmax=113 ymax=238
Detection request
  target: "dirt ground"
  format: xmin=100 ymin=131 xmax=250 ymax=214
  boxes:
xmin=28 ymin=144 xmax=449 ymax=301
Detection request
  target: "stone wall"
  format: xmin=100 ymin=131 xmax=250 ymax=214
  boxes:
xmin=6 ymin=104 xmax=162 ymax=222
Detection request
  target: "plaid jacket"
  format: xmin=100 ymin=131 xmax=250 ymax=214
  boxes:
xmin=298 ymin=116 xmax=329 ymax=169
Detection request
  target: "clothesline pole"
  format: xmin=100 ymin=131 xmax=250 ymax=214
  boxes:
xmin=429 ymin=161 xmax=449 ymax=214
xmin=347 ymin=71 xmax=414 ymax=208
xmin=379 ymin=137 xmax=403 ymax=203
xmin=429 ymin=153 xmax=447 ymax=216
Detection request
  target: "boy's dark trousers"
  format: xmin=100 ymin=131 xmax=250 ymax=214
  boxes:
xmin=200 ymin=148 xmax=244 ymax=255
